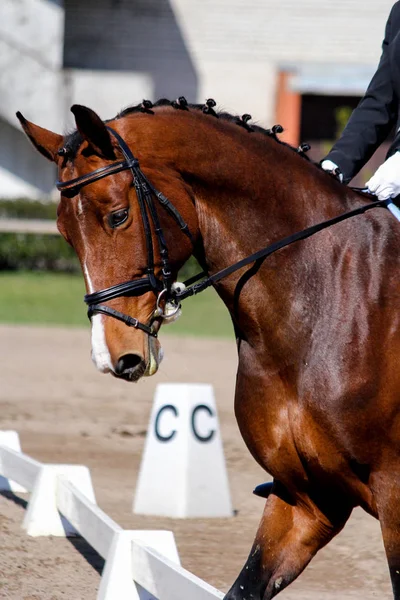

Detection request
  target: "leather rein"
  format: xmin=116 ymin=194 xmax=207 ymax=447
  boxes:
xmin=56 ymin=128 xmax=391 ymax=338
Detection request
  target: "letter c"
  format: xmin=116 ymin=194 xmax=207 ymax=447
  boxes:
xmin=154 ymin=404 xmax=178 ymax=442
xmin=191 ymin=404 xmax=215 ymax=442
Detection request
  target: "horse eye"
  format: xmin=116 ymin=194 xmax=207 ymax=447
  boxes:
xmin=108 ymin=208 xmax=129 ymax=229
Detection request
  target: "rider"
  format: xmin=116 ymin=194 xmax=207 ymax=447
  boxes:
xmin=321 ymin=1 xmax=400 ymax=200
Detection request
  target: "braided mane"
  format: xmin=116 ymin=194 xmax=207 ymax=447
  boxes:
xmin=63 ymin=97 xmax=312 ymax=161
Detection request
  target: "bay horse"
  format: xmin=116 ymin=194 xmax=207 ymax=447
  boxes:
xmin=17 ymin=98 xmax=400 ymax=599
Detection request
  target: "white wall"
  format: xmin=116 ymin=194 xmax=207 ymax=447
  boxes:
xmin=171 ymin=0 xmax=395 ymax=125
xmin=0 ymin=0 xmax=65 ymax=131
xmin=0 ymin=0 xmax=63 ymax=68
xmin=63 ymin=70 xmax=154 ymax=128
xmin=197 ymin=60 xmax=277 ymax=129
xmin=0 ymin=0 xmax=156 ymax=197
xmin=0 ymin=118 xmax=57 ymax=198
xmin=63 ymin=0 xmax=198 ymax=103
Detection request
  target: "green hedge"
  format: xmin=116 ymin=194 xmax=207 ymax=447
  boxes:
xmin=0 ymin=198 xmax=57 ymax=220
xmin=0 ymin=199 xmax=77 ymax=272
xmin=0 ymin=233 xmax=79 ymax=272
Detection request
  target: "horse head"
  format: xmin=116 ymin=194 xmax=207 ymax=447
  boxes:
xmin=17 ymin=104 xmax=199 ymax=381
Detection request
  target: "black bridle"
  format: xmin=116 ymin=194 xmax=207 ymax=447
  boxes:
xmin=57 ymin=126 xmax=194 ymax=337
xmin=57 ymin=127 xmax=392 ymax=338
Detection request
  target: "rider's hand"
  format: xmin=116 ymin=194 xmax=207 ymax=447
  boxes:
xmin=321 ymin=160 xmax=344 ymax=183
xmin=366 ymin=152 xmax=400 ymax=199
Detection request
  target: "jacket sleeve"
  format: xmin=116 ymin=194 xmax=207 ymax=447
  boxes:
xmin=324 ymin=5 xmax=398 ymax=183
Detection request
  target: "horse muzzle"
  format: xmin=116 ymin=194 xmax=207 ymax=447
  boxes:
xmin=112 ymin=336 xmax=163 ymax=382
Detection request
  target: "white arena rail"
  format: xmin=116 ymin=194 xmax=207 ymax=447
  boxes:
xmin=0 ymin=218 xmax=58 ymax=235
xmin=0 ymin=431 xmax=224 ymax=600
xmin=57 ymin=475 xmax=120 ymax=559
xmin=131 ymin=542 xmax=224 ymax=600
xmin=0 ymin=442 xmax=41 ymax=491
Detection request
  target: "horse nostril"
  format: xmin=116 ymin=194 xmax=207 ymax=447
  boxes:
xmin=115 ymin=353 xmax=143 ymax=375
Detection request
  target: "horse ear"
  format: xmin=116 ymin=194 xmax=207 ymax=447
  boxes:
xmin=71 ymin=104 xmax=116 ymax=160
xmin=16 ymin=112 xmax=63 ymax=163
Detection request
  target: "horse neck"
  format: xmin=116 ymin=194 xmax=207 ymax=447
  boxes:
xmin=173 ymin=123 xmax=352 ymax=233
xmin=174 ymin=124 xmax=360 ymax=362
xmin=180 ymin=126 xmax=354 ymax=266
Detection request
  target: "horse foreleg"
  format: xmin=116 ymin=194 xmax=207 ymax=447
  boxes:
xmin=224 ymin=481 xmax=352 ymax=600
xmin=373 ymin=472 xmax=400 ymax=599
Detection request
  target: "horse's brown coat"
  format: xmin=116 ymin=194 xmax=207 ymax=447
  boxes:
xmin=18 ymin=102 xmax=400 ymax=599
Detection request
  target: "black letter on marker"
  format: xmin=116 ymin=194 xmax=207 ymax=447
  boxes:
xmin=154 ymin=405 xmax=178 ymax=442
xmin=191 ymin=404 xmax=215 ymax=442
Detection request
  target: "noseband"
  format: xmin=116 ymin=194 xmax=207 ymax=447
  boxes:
xmin=57 ymin=127 xmax=392 ymax=339
xmin=56 ymin=126 xmax=194 ymax=338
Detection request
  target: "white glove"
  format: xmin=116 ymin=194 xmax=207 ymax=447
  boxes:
xmin=366 ymin=151 xmax=400 ymax=199
xmin=321 ymin=160 xmax=344 ymax=182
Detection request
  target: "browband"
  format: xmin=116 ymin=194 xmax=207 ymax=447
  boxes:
xmin=56 ymin=158 xmax=138 ymax=197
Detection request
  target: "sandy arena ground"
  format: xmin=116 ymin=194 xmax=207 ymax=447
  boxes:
xmin=0 ymin=324 xmax=392 ymax=599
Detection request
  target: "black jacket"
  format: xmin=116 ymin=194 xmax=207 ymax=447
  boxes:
xmin=325 ymin=1 xmax=400 ymax=183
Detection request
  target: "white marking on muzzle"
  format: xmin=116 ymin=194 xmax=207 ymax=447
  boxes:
xmin=82 ymin=253 xmax=114 ymax=374
xmin=91 ymin=314 xmax=114 ymax=373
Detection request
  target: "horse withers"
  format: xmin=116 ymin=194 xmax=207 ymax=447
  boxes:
xmin=17 ymin=99 xmax=400 ymax=599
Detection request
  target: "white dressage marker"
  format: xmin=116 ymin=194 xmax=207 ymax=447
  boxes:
xmin=133 ymin=383 xmax=233 ymax=518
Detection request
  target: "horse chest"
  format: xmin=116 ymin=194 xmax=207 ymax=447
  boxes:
xmin=235 ymin=372 xmax=303 ymax=479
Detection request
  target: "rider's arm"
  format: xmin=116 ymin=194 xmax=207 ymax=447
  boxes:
xmin=322 ymin=3 xmax=398 ymax=184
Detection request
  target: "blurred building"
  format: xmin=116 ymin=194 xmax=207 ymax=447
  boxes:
xmin=0 ymin=0 xmax=394 ymax=198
